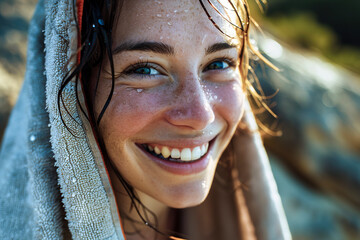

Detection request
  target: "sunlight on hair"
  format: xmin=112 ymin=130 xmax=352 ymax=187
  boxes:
xmin=260 ymin=38 xmax=283 ymax=59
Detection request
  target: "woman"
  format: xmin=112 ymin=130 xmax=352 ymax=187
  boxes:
xmin=0 ymin=0 xmax=291 ymax=239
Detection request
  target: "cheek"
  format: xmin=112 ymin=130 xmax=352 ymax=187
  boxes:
xmin=99 ymin=88 xmax=167 ymax=138
xmin=213 ymin=81 xmax=245 ymax=125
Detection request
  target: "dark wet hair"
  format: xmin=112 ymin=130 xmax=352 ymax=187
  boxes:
xmin=58 ymin=0 xmax=272 ymax=238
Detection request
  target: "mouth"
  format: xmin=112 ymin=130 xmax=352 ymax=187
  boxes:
xmin=136 ymin=138 xmax=216 ymax=175
xmin=141 ymin=142 xmax=209 ymax=163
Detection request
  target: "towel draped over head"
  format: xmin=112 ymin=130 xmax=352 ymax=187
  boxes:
xmin=0 ymin=0 xmax=291 ymax=239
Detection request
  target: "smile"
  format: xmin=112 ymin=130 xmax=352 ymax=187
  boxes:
xmin=137 ymin=137 xmax=217 ymax=175
xmin=144 ymin=143 xmax=209 ymax=162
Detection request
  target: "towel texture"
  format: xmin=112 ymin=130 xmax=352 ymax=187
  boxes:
xmin=0 ymin=0 xmax=290 ymax=239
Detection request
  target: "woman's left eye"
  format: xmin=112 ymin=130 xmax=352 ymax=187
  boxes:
xmin=204 ymin=60 xmax=230 ymax=71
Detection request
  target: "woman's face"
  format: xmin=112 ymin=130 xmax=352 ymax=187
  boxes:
xmin=92 ymin=0 xmax=245 ymax=208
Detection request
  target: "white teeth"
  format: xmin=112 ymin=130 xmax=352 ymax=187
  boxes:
xmin=201 ymin=145 xmax=206 ymax=155
xmin=180 ymin=148 xmax=192 ymax=161
xmin=191 ymin=146 xmax=201 ymax=160
xmin=154 ymin=146 xmax=161 ymax=155
xmin=147 ymin=143 xmax=210 ymax=161
xmin=171 ymin=148 xmax=181 ymax=158
xmin=161 ymin=146 xmax=171 ymax=158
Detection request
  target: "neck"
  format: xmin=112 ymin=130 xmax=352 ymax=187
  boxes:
xmin=109 ymin=166 xmax=171 ymax=240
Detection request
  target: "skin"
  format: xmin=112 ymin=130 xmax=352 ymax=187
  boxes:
xmin=91 ymin=0 xmax=245 ymax=238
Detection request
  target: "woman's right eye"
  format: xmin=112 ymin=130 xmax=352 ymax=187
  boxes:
xmin=123 ymin=62 xmax=162 ymax=77
xmin=133 ymin=66 xmax=160 ymax=75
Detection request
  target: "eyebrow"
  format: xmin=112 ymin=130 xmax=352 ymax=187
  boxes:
xmin=205 ymin=42 xmax=236 ymax=54
xmin=113 ymin=41 xmax=175 ymax=55
xmin=112 ymin=41 xmax=236 ymax=56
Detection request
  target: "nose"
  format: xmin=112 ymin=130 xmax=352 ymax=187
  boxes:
xmin=164 ymin=76 xmax=215 ymax=131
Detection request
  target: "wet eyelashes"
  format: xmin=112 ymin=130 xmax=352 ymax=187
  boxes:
xmin=123 ymin=61 xmax=163 ymax=77
xmin=204 ymin=58 xmax=235 ymax=72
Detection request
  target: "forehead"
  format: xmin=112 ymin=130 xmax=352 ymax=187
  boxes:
xmin=113 ymin=0 xmax=238 ymax=48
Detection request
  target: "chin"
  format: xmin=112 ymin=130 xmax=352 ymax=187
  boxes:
xmin=159 ymin=183 xmax=211 ymax=209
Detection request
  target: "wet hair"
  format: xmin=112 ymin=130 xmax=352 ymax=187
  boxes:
xmin=58 ymin=0 xmax=273 ymax=239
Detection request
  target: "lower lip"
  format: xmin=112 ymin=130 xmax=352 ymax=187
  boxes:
xmin=138 ymin=142 xmax=214 ymax=175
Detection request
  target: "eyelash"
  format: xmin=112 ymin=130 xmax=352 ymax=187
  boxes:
xmin=122 ymin=61 xmax=162 ymax=78
xmin=204 ymin=57 xmax=236 ymax=71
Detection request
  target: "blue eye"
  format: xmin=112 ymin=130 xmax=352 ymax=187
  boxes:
xmin=133 ymin=66 xmax=160 ymax=75
xmin=205 ymin=60 xmax=229 ymax=71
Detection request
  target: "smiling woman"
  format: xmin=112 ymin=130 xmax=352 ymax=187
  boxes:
xmin=0 ymin=0 xmax=290 ymax=239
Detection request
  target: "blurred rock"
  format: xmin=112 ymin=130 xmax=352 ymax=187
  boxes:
xmin=0 ymin=0 xmax=36 ymax=141
xmin=255 ymin=35 xmax=360 ymax=240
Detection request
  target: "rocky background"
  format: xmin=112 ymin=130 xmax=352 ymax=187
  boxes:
xmin=255 ymin=35 xmax=360 ymax=239
xmin=1 ymin=1 xmax=359 ymax=239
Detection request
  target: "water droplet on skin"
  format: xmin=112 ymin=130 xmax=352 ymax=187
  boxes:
xmin=167 ymin=22 xmax=172 ymax=26
xmin=136 ymin=89 xmax=143 ymax=93
xmin=166 ymin=14 xmax=170 ymax=17
xmin=72 ymin=177 xmax=77 ymax=183
xmin=184 ymin=9 xmax=189 ymax=13
xmin=174 ymin=10 xmax=178 ymax=13
xmin=30 ymin=135 xmax=36 ymax=142
xmin=214 ymin=95 xmax=218 ymax=100
xmin=156 ymin=14 xmax=162 ymax=17
xmin=201 ymin=35 xmax=207 ymax=44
